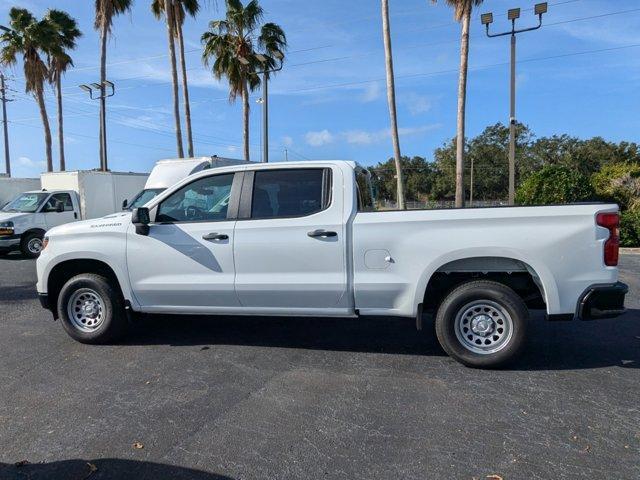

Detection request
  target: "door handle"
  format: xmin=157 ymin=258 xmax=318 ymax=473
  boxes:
xmin=202 ymin=232 xmax=229 ymax=241
xmin=307 ymin=229 xmax=337 ymax=238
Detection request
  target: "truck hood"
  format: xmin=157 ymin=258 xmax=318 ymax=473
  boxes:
xmin=0 ymin=211 xmax=29 ymax=223
xmin=47 ymin=211 xmax=132 ymax=237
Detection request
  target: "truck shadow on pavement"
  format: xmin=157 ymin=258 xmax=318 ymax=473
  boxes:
xmin=124 ymin=309 xmax=640 ymax=371
xmin=0 ymin=459 xmax=233 ymax=480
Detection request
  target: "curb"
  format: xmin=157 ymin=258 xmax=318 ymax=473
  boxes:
xmin=621 ymin=248 xmax=640 ymax=255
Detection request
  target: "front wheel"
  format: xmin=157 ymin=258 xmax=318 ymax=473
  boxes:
xmin=57 ymin=273 xmax=128 ymax=344
xmin=20 ymin=232 xmax=44 ymax=258
xmin=435 ymin=280 xmax=528 ymax=368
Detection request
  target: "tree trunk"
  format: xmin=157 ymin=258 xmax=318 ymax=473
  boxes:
xmin=99 ymin=24 xmax=108 ymax=170
xmin=35 ymin=90 xmax=53 ymax=172
xmin=381 ymin=0 xmax=405 ymax=210
xmin=455 ymin=6 xmax=471 ymax=208
xmin=56 ymin=75 xmax=65 ymax=171
xmin=165 ymin=0 xmax=184 ymax=158
xmin=242 ymin=80 xmax=250 ymax=161
xmin=175 ymin=13 xmax=194 ymax=158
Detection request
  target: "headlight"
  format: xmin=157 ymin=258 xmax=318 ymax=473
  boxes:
xmin=42 ymin=236 xmax=49 ymax=250
xmin=0 ymin=221 xmax=14 ymax=236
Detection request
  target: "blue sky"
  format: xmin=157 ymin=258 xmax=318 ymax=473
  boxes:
xmin=2 ymin=0 xmax=639 ymax=177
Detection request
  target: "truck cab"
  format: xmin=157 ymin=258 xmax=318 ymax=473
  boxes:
xmin=0 ymin=190 xmax=79 ymax=258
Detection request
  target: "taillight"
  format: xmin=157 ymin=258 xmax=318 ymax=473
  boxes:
xmin=596 ymin=212 xmax=620 ymax=266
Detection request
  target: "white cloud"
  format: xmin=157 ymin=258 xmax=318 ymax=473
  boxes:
xmin=361 ymin=82 xmax=382 ymax=103
xmin=282 ymin=135 xmax=294 ymax=147
xmin=226 ymin=145 xmax=238 ymax=153
xmin=305 ymin=129 xmax=335 ymax=147
xmin=403 ymin=93 xmax=433 ymax=115
xmin=344 ymin=124 xmax=441 ymax=145
xmin=18 ymin=156 xmax=46 ymax=169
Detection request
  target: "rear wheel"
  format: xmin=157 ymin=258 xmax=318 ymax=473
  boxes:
xmin=57 ymin=273 xmax=128 ymax=344
xmin=435 ymin=280 xmax=528 ymax=368
xmin=20 ymin=232 xmax=43 ymax=258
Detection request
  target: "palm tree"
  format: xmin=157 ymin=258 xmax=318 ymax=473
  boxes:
xmin=152 ymin=0 xmax=199 ymax=158
xmin=202 ymin=0 xmax=286 ymax=161
xmin=45 ymin=9 xmax=81 ymax=171
xmin=381 ymin=0 xmax=405 ymax=210
xmin=434 ymin=0 xmax=483 ymax=207
xmin=0 ymin=8 xmax=56 ymax=172
xmin=94 ymin=0 xmax=133 ymax=166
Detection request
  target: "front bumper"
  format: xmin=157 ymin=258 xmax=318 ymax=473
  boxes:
xmin=578 ymin=282 xmax=628 ymax=320
xmin=0 ymin=234 xmax=20 ymax=251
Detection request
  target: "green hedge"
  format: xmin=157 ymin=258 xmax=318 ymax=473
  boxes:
xmin=516 ymin=164 xmax=640 ymax=247
xmin=515 ymin=165 xmax=595 ymax=205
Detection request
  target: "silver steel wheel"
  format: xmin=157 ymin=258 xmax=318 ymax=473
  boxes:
xmin=27 ymin=237 xmax=42 ymax=254
xmin=454 ymin=300 xmax=514 ymax=355
xmin=67 ymin=288 xmax=105 ymax=332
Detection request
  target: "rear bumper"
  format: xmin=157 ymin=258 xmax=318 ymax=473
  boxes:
xmin=577 ymin=282 xmax=628 ymax=320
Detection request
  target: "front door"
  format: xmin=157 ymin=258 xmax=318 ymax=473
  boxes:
xmin=127 ymin=172 xmax=240 ymax=312
xmin=41 ymin=192 xmax=76 ymax=228
xmin=233 ymin=167 xmax=348 ymax=313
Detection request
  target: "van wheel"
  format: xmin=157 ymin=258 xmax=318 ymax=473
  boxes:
xmin=57 ymin=273 xmax=128 ymax=344
xmin=20 ymin=232 xmax=44 ymax=258
xmin=435 ymin=280 xmax=528 ymax=369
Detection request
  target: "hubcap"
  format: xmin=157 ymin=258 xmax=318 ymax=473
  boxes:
xmin=28 ymin=238 xmax=42 ymax=254
xmin=454 ymin=300 xmax=513 ymax=355
xmin=67 ymin=289 xmax=105 ymax=332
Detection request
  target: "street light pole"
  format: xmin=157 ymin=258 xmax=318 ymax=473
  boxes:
xmin=481 ymin=3 xmax=548 ymax=205
xmin=262 ymin=70 xmax=268 ymax=165
xmin=79 ymin=81 xmax=115 ymax=171
xmin=253 ymin=52 xmax=284 ymax=163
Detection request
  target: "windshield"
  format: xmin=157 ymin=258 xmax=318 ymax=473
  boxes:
xmin=126 ymin=188 xmax=165 ymax=210
xmin=1 ymin=192 xmax=49 ymax=213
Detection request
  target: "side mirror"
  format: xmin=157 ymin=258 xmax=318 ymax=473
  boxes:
xmin=56 ymin=201 xmax=65 ymax=213
xmin=122 ymin=199 xmax=128 ymax=210
xmin=131 ymin=207 xmax=150 ymax=235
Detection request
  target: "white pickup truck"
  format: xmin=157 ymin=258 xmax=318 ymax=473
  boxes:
xmin=36 ymin=161 xmax=628 ymax=368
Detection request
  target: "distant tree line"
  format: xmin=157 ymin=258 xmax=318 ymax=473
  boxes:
xmin=371 ymin=122 xmax=640 ymax=246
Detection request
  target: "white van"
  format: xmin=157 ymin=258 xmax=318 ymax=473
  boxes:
xmin=0 ymin=170 xmax=148 ymax=258
xmin=123 ymin=157 xmax=252 ymax=211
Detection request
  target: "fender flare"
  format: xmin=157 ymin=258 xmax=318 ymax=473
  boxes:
xmin=412 ymin=247 xmax=560 ymax=316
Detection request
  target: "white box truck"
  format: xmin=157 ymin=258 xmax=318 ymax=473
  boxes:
xmin=0 ymin=175 xmax=40 ymax=207
xmin=0 ymin=170 xmax=147 ymax=258
xmin=123 ymin=156 xmax=252 ymax=211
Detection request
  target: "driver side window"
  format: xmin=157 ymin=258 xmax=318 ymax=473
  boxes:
xmin=156 ymin=173 xmax=235 ymax=223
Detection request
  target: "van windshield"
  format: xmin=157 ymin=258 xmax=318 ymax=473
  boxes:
xmin=2 ymin=192 xmax=49 ymax=213
xmin=126 ymin=188 xmax=165 ymax=210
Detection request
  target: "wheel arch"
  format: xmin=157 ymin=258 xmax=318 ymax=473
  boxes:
xmin=46 ymin=258 xmax=127 ymax=319
xmin=414 ymin=249 xmax=560 ymax=316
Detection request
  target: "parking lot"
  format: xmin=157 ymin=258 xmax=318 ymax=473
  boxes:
xmin=0 ymin=254 xmax=638 ymax=479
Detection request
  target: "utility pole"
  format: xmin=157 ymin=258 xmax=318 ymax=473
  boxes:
xmin=284 ymin=147 xmax=288 ymax=162
xmin=482 ymin=3 xmax=548 ymax=205
xmin=0 ymin=73 xmax=10 ymax=177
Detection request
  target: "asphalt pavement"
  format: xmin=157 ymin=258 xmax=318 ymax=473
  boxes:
xmin=0 ymin=253 xmax=638 ymax=479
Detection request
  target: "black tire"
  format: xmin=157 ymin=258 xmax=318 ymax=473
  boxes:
xmin=57 ymin=273 xmax=128 ymax=344
xmin=20 ymin=232 xmax=44 ymax=259
xmin=435 ymin=280 xmax=528 ymax=369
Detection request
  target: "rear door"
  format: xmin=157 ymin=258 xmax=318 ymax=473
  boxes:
xmin=233 ymin=167 xmax=349 ymax=313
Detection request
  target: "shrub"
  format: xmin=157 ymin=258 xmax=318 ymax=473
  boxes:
xmin=515 ymin=165 xmax=595 ymax=205
xmin=620 ymin=208 xmax=640 ymax=248
xmin=591 ymin=162 xmax=640 ymax=210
